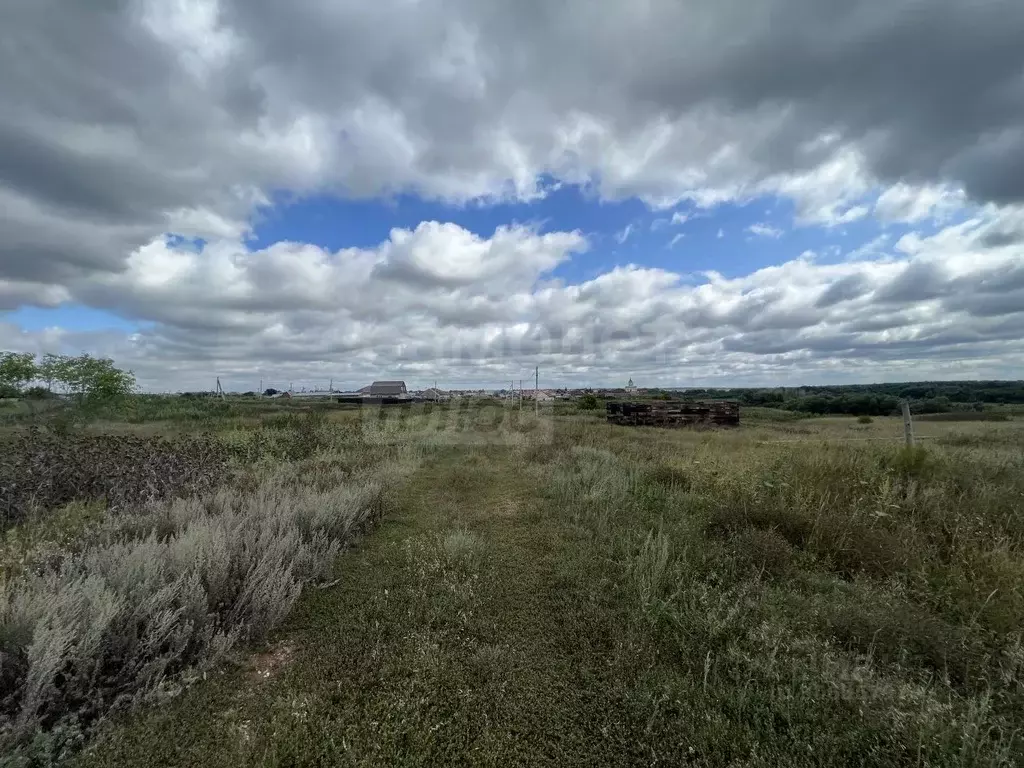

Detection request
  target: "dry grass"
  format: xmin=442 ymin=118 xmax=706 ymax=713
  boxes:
xmin=4 ymin=405 xmax=1023 ymax=766
xmin=540 ymin=415 xmax=1024 ymax=764
xmin=0 ymin=418 xmax=418 ymax=765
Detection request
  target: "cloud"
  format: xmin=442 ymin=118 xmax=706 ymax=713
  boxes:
xmin=845 ymin=234 xmax=891 ymax=261
xmin=4 ymin=0 xmax=1024 ymax=294
xmin=4 ymin=208 xmax=1024 ymax=389
xmin=4 ymin=1 xmax=1024 ymax=386
xmin=668 ymin=233 xmax=685 ymax=248
xmin=615 ymin=223 xmax=634 ymax=244
xmin=747 ymin=223 xmax=784 ymax=239
xmin=717 ymin=229 xmax=725 ymax=238
xmin=671 ymin=211 xmax=690 ymax=225
xmin=875 ymin=183 xmax=966 ymax=224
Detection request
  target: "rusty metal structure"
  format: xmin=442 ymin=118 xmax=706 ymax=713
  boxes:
xmin=606 ymin=400 xmax=740 ymax=427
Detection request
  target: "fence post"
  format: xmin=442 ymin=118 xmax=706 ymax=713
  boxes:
xmin=901 ymin=400 xmax=915 ymax=447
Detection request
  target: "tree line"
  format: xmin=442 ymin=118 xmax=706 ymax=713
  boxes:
xmin=0 ymin=351 xmax=136 ymax=401
xmin=679 ymin=380 xmax=1024 ymax=416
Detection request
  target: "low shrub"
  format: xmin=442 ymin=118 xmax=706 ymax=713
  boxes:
xmin=706 ymin=502 xmax=814 ymax=550
xmin=885 ymin=445 xmax=935 ymax=479
xmin=728 ymin=526 xmax=796 ymax=578
xmin=0 ymin=428 xmax=229 ymax=530
xmin=644 ymin=463 xmax=691 ymax=491
xmin=857 ymin=414 xmax=874 ymax=424
xmin=0 ymin=459 xmax=411 ymax=763
xmin=817 ymin=590 xmax=986 ymax=688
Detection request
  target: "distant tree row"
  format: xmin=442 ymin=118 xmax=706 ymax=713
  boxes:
xmin=0 ymin=351 xmax=136 ymax=401
xmin=676 ymin=380 xmax=1024 ymax=416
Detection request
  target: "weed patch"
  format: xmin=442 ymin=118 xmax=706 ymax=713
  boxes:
xmin=0 ymin=428 xmax=228 ymax=530
xmin=0 ymin=439 xmax=415 ymax=764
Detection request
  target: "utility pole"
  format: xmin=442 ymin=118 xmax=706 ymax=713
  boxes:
xmin=259 ymin=378 xmax=263 ymax=398
xmin=519 ymin=379 xmax=523 ymax=411
xmin=216 ymin=377 xmax=225 ymax=400
xmin=535 ymin=366 xmax=539 ymax=414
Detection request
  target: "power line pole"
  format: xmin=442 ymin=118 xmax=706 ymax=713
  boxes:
xmin=535 ymin=366 xmax=539 ymax=414
xmin=519 ymin=379 xmax=523 ymax=411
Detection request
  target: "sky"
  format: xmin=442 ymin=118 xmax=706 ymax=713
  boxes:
xmin=1 ymin=1 xmax=1023 ymax=392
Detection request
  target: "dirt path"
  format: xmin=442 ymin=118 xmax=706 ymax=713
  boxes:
xmin=79 ymin=445 xmax=659 ymax=767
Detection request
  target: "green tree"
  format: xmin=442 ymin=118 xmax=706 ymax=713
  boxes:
xmin=73 ymin=354 xmax=136 ymax=401
xmin=578 ymin=393 xmax=599 ymax=410
xmin=0 ymin=351 xmax=38 ymax=395
xmin=40 ymin=353 xmax=136 ymax=402
xmin=38 ymin=353 xmax=71 ymax=393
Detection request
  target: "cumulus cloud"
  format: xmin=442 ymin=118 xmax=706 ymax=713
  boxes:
xmin=4 ymin=210 xmax=1023 ymax=390
xmin=875 ymin=183 xmax=966 ymax=224
xmin=4 ymin=2 xmax=1024 ymax=283
xmin=3 ymin=1 xmax=1024 ymax=386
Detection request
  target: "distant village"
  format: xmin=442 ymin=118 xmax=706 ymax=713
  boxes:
xmin=247 ymin=377 xmax=645 ymax=402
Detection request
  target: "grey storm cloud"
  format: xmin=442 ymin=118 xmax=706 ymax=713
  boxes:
xmin=815 ymin=274 xmax=871 ymax=308
xmin=3 ymin=2 xmax=1024 ymax=276
xmin=3 ymin=1 xmax=1024 ymax=387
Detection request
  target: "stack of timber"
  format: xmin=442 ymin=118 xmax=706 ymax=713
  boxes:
xmin=606 ymin=400 xmax=739 ymax=427
xmin=337 ymin=396 xmax=412 ymax=406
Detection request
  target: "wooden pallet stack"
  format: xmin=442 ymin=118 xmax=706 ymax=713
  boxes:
xmin=606 ymin=400 xmax=740 ymax=427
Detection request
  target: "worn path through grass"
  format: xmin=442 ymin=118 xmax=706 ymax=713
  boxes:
xmin=79 ymin=444 xmax=663 ymax=767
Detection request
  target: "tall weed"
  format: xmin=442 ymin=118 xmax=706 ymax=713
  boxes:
xmin=0 ymin=456 xmax=414 ymax=764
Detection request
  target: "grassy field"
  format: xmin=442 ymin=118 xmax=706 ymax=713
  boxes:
xmin=2 ymin=401 xmax=1023 ymax=766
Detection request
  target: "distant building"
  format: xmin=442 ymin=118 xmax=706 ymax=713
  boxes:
xmin=625 ymin=378 xmax=638 ymax=395
xmin=421 ymin=387 xmax=448 ymax=401
xmin=359 ymin=380 xmax=408 ymax=396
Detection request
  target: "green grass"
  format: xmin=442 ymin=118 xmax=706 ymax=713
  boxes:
xmin=2 ymin=405 xmax=1021 ymax=765
xmin=75 ymin=446 xmax=649 ymax=766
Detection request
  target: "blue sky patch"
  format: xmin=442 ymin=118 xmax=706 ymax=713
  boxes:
xmin=4 ymin=305 xmax=140 ymax=334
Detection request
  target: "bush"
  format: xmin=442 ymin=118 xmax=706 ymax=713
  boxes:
xmin=644 ymin=463 xmax=691 ymax=491
xmin=886 ymin=445 xmax=935 ymax=479
xmin=857 ymin=414 xmax=873 ymax=424
xmin=0 ymin=428 xmax=228 ymax=530
xmin=0 ymin=459 xmax=411 ymax=763
xmin=728 ymin=526 xmax=795 ymax=578
xmin=578 ymin=394 xmax=599 ymax=410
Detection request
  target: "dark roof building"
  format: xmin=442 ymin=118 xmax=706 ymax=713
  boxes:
xmin=362 ymin=380 xmax=407 ymax=396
